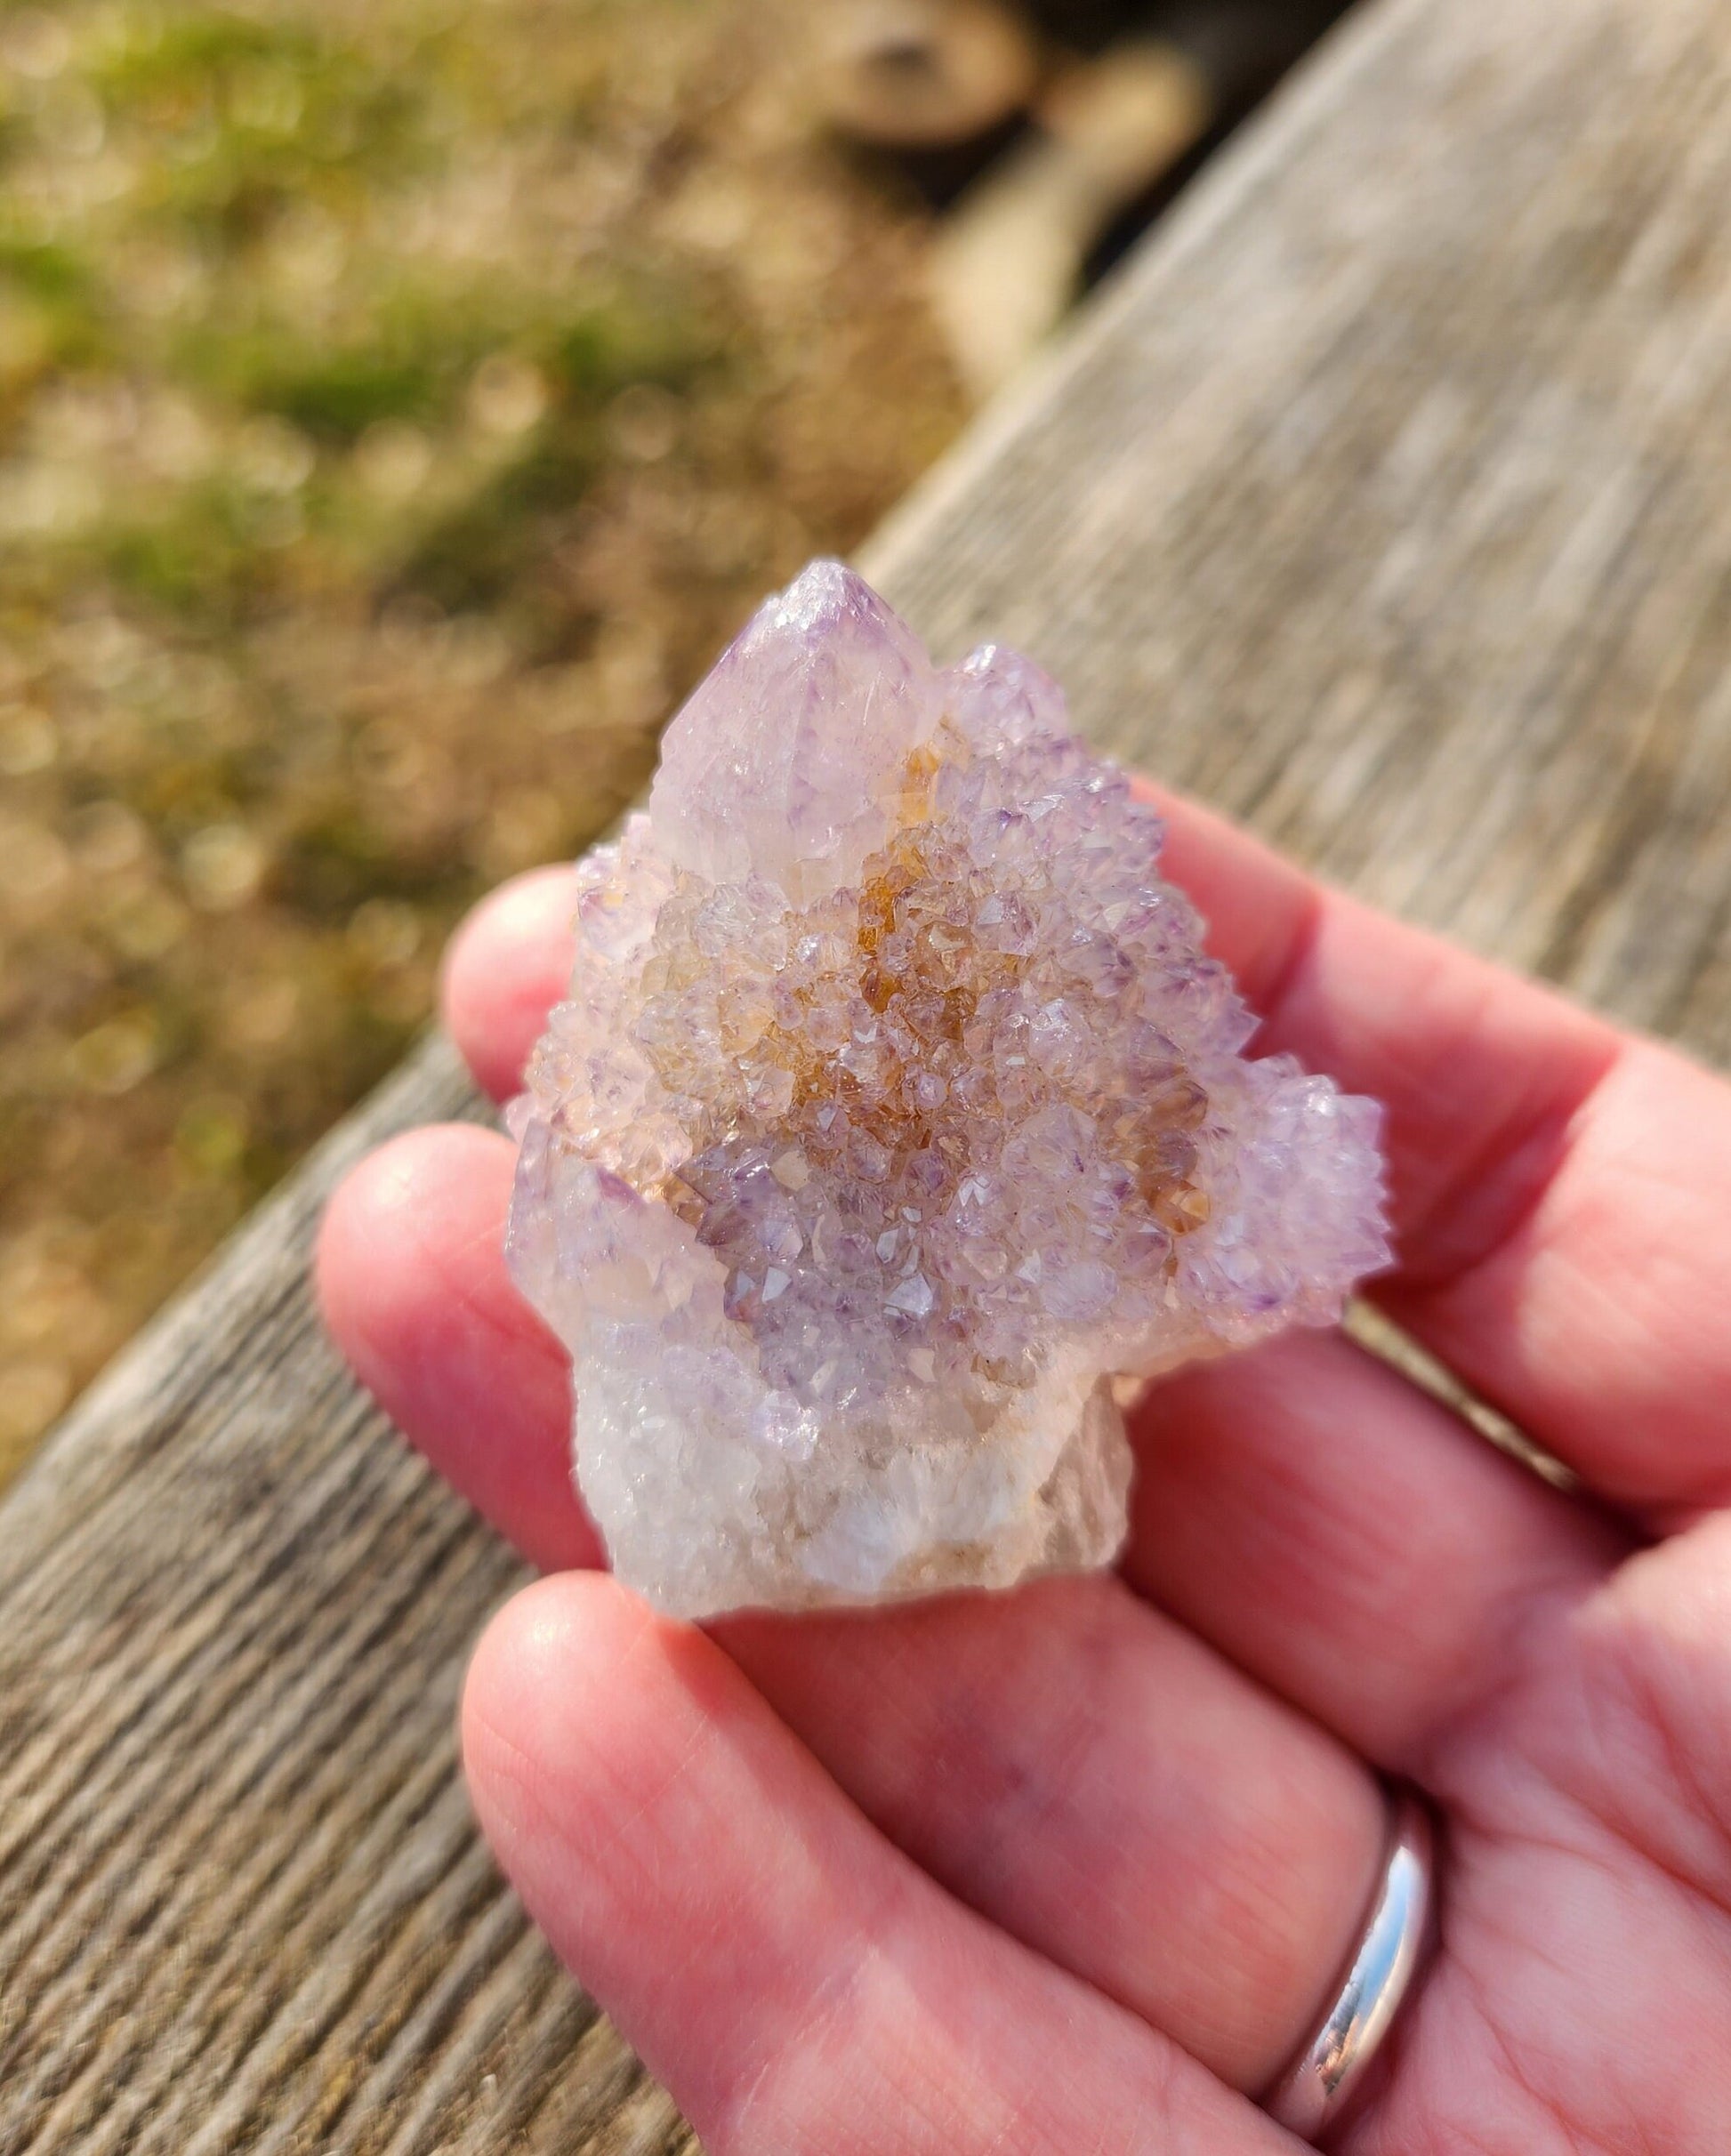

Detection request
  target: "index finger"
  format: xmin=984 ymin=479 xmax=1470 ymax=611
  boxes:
xmin=441 ymin=864 xmax=581 ymax=1104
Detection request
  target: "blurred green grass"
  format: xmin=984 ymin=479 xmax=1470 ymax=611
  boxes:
xmin=0 ymin=0 xmax=964 ymax=1478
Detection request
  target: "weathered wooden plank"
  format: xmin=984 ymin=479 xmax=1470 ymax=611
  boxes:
xmin=875 ymin=0 xmax=1731 ymax=1060
xmin=8 ymin=0 xmax=1731 ymax=2144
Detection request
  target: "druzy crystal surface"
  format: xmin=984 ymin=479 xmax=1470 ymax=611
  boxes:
xmin=508 ymin=562 xmax=1388 ymax=1618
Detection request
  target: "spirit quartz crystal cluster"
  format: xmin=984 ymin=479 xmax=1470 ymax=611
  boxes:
xmin=509 ymin=562 xmax=1389 ymax=1618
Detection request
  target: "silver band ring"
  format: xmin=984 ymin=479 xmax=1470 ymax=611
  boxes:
xmin=1261 ymin=1790 xmax=1437 ymax=2142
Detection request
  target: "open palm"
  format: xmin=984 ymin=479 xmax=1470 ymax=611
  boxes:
xmin=319 ymin=781 xmax=1731 ymax=2153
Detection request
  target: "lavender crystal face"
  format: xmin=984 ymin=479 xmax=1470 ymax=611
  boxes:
xmin=508 ymin=561 xmax=1389 ymax=1619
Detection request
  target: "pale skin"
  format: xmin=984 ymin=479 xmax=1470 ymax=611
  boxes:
xmin=318 ymin=779 xmax=1731 ymax=2153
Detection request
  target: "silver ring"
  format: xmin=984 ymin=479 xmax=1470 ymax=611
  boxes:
xmin=1261 ymin=1790 xmax=1437 ymax=2142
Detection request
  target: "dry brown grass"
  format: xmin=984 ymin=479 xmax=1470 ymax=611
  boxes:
xmin=0 ymin=0 xmax=964 ymax=1478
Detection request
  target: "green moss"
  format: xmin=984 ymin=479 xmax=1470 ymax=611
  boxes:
xmin=395 ymin=294 xmax=724 ymax=611
xmin=76 ymin=13 xmax=433 ymax=268
xmin=93 ymin=12 xmax=325 ymax=83
xmin=390 ymin=423 xmax=600 ymax=614
xmin=0 ymin=236 xmax=109 ymax=388
xmin=101 ymin=483 xmax=278 ymax=623
xmin=549 ymin=291 xmax=721 ymax=397
xmin=0 ymin=237 xmax=97 ymax=308
xmin=227 ymin=331 xmax=447 ymax=440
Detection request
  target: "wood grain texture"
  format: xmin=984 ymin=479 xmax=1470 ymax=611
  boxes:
xmin=8 ymin=0 xmax=1731 ymax=2144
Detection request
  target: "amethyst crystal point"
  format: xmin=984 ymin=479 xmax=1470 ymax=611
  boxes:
xmin=508 ymin=561 xmax=1389 ymax=1619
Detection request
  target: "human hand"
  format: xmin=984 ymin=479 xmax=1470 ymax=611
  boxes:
xmin=318 ymin=781 xmax=1731 ymax=2152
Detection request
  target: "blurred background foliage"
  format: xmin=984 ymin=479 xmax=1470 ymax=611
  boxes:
xmin=0 ymin=0 xmax=965 ymax=1477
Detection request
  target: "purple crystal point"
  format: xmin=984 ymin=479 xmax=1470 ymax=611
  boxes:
xmin=652 ymin=559 xmax=942 ymax=903
xmin=510 ymin=562 xmax=1389 ymax=1619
